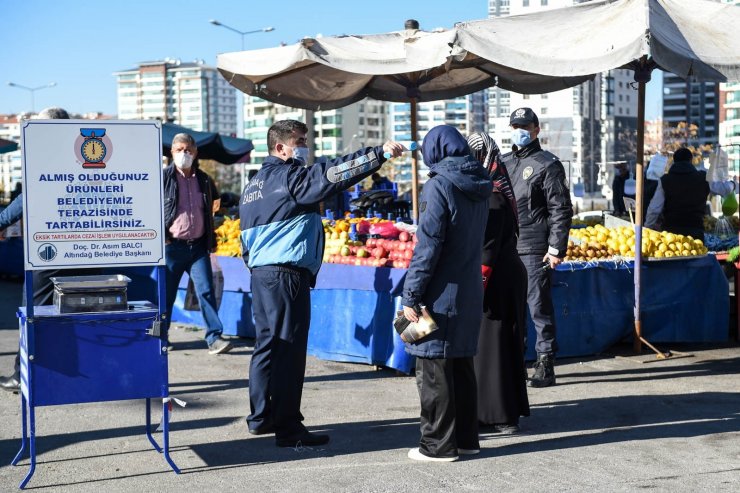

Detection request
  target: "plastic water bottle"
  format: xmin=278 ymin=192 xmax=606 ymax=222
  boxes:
xmin=349 ymin=223 xmax=358 ymax=241
xmin=384 ymin=141 xmax=419 ymax=159
xmin=325 ymin=209 xmax=334 ymax=220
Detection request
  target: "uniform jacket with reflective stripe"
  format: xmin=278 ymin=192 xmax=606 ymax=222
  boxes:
xmin=239 ymin=147 xmax=385 ymax=275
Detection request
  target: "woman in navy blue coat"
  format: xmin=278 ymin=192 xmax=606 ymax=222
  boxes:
xmin=401 ymin=125 xmax=492 ymax=461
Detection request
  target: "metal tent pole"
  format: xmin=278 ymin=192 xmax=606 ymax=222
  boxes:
xmin=410 ymin=98 xmax=419 ymax=222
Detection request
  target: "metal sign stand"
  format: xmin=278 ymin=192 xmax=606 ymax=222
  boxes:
xmin=11 ymin=120 xmax=176 ymax=489
xmin=10 ymin=266 xmax=179 ymax=489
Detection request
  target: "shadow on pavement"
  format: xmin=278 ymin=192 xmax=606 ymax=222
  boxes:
xmin=556 ymin=357 xmax=740 ymax=386
xmin=2 ymin=390 xmax=738 ymax=487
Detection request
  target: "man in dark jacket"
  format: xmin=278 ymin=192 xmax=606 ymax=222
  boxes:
xmin=645 ymin=147 xmax=710 ymax=241
xmin=240 ymin=119 xmax=402 ymax=448
xmin=163 ymin=133 xmax=232 ymax=355
xmin=401 ymin=125 xmax=491 ymax=462
xmin=500 ymin=107 xmax=572 ymax=388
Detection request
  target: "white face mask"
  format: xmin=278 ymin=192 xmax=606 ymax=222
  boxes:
xmin=292 ymin=146 xmax=310 ymax=164
xmin=173 ymin=152 xmax=193 ymax=169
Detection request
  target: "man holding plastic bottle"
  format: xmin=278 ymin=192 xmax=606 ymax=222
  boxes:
xmin=239 ymin=119 xmax=402 ymax=448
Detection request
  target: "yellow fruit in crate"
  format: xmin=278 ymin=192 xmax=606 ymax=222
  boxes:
xmin=654 ymin=250 xmax=664 ymax=258
xmin=665 ymin=251 xmax=674 ymax=258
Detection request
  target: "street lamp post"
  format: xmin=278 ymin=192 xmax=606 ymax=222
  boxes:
xmin=209 ymin=20 xmax=274 ymax=50
xmin=7 ymin=81 xmax=57 ymax=113
xmin=209 ymin=20 xmax=275 ymax=192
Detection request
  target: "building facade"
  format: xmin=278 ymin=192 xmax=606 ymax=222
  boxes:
xmin=243 ymin=97 xmax=387 ymax=170
xmin=114 ymin=59 xmax=237 ymax=135
xmin=662 ymin=75 xmax=719 ymax=146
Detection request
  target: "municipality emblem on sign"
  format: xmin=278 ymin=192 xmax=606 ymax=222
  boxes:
xmin=74 ymin=128 xmax=113 ymax=169
xmin=38 ymin=243 xmax=57 ymax=262
xmin=523 ymin=166 xmax=534 ymax=180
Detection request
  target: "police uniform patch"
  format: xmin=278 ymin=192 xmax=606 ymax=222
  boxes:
xmin=523 ymin=166 xmax=534 ymax=180
xmin=420 ymin=201 xmax=427 ymax=213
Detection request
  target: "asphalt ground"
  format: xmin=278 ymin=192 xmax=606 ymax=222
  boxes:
xmin=0 ymin=276 xmax=738 ymax=492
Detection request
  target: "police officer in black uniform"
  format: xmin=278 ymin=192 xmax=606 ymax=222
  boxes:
xmin=500 ymin=108 xmax=572 ymax=388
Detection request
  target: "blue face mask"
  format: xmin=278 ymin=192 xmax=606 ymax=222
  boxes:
xmin=511 ymin=128 xmax=532 ymax=147
xmin=292 ymin=146 xmax=310 ymax=165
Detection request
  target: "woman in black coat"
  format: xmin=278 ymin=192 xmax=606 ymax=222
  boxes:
xmin=467 ymin=132 xmax=530 ymax=433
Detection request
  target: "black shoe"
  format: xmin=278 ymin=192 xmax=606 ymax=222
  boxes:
xmin=529 ymin=353 xmax=556 ymax=388
xmin=0 ymin=372 xmax=20 ymax=393
xmin=276 ymin=431 xmax=330 ymax=448
xmin=248 ymin=422 xmax=275 ymax=436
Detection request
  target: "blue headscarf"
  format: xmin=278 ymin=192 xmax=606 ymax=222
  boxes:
xmin=421 ymin=125 xmax=471 ymax=166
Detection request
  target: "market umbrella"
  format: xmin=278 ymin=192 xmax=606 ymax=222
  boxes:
xmin=162 ymin=122 xmax=253 ymax=164
xmin=216 ymin=23 xmax=590 ymax=219
xmin=454 ymin=0 xmax=740 ymax=353
xmin=0 ymin=137 xmax=18 ymax=155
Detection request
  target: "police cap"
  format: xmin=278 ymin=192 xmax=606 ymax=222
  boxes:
xmin=510 ymin=107 xmax=539 ymax=127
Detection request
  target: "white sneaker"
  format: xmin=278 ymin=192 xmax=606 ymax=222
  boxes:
xmin=407 ymin=447 xmax=458 ymax=462
xmin=458 ymin=448 xmax=480 ymax=455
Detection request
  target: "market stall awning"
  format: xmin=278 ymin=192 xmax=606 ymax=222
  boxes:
xmin=0 ymin=138 xmax=18 ymax=154
xmin=162 ymin=123 xmax=253 ymax=164
xmin=454 ymin=0 xmax=740 ymax=82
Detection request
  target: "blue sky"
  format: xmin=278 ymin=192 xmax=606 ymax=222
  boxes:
xmin=0 ymin=0 xmax=661 ymax=118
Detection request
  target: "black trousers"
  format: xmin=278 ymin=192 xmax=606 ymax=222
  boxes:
xmin=415 ymin=357 xmax=479 ymax=457
xmin=520 ymin=254 xmax=558 ymax=355
xmin=247 ymin=266 xmax=312 ymax=440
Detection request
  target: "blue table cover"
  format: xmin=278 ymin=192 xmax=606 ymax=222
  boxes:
xmin=119 ymin=254 xmax=729 ymax=372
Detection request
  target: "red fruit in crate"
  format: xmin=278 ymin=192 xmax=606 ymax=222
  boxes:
xmin=397 ymin=242 xmax=407 ymax=252
xmin=404 ymin=249 xmax=413 ymax=260
xmin=355 ymin=259 xmax=363 ymax=266
xmin=399 ymin=231 xmax=410 ymax=242
xmin=372 ymin=247 xmax=387 ymax=259
xmin=403 ymin=260 xmax=411 ymax=269
xmin=366 ymin=238 xmax=376 ymax=248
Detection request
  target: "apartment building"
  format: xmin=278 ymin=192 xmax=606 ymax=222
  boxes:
xmin=114 ymin=59 xmax=237 ymax=135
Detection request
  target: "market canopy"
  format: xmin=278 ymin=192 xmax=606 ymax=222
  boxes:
xmin=454 ymin=0 xmax=740 ymax=82
xmin=217 ymin=27 xmax=590 ymax=111
xmin=217 ymin=25 xmax=590 ymax=218
xmin=162 ymin=122 xmax=253 ymax=164
xmin=0 ymin=137 xmax=18 ymax=154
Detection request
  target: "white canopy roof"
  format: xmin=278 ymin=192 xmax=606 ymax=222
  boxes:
xmin=455 ymin=0 xmax=740 ymax=82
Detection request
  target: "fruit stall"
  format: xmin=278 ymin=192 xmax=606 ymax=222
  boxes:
xmin=152 ymin=214 xmax=731 ymax=373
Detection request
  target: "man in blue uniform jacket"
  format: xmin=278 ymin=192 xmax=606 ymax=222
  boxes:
xmin=240 ymin=119 xmax=402 ymax=447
